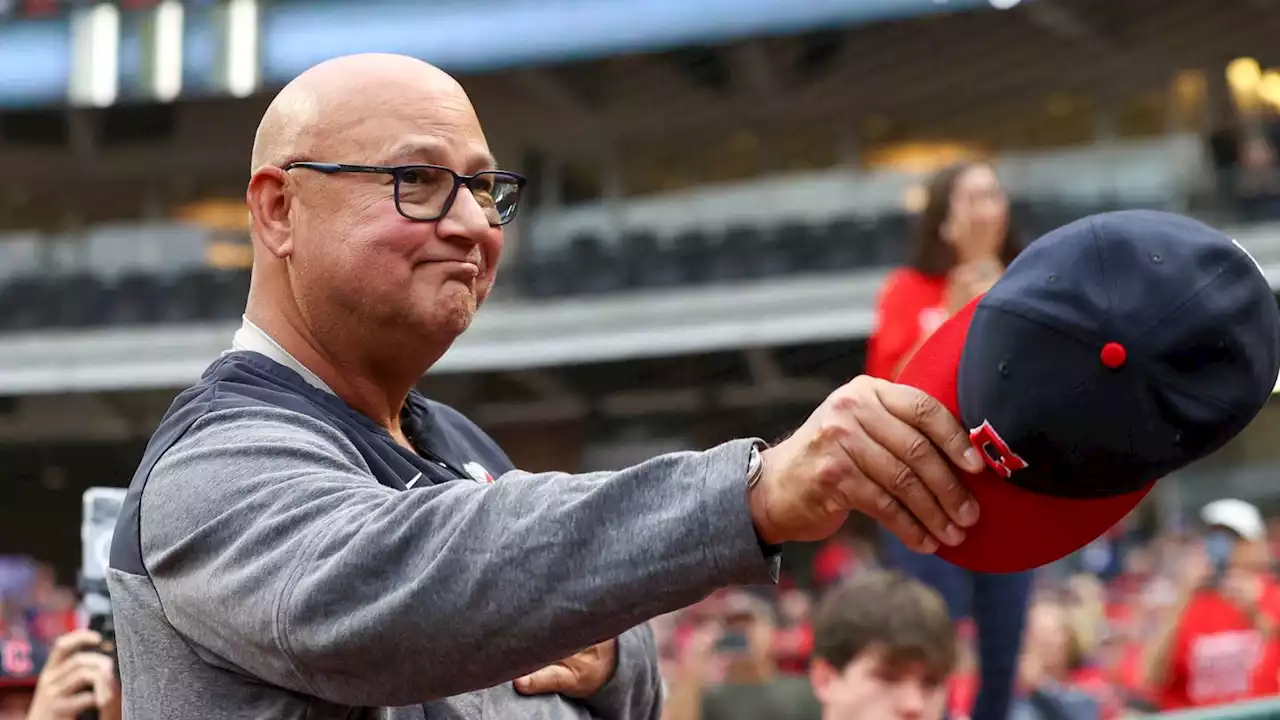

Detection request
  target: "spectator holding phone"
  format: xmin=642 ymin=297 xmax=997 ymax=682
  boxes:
xmin=1144 ymin=499 xmax=1280 ymax=710
xmin=662 ymin=591 xmax=820 ymax=720
xmin=23 ymin=630 xmax=119 ymax=720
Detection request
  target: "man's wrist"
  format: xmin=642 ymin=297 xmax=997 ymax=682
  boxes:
xmin=746 ymin=440 xmax=783 ymax=549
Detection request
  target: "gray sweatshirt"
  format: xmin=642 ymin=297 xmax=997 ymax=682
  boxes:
xmin=106 ymin=348 xmax=780 ymax=719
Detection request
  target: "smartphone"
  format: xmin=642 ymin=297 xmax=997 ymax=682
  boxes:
xmin=1205 ymin=529 xmax=1237 ymax=587
xmin=78 ymin=488 xmax=127 ymax=720
xmin=716 ymin=629 xmax=749 ymax=655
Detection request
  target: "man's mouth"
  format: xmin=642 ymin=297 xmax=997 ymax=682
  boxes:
xmin=419 ymin=259 xmax=481 ymax=279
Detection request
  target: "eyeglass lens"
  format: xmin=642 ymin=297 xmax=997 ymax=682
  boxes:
xmin=397 ymin=167 xmax=521 ymax=224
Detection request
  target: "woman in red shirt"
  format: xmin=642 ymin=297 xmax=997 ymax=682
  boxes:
xmin=866 ymin=160 xmax=1021 ymax=381
xmin=871 ymin=160 xmax=1029 ymax=720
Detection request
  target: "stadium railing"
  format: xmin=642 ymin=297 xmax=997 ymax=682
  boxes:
xmin=1142 ymin=697 xmax=1280 ymax=719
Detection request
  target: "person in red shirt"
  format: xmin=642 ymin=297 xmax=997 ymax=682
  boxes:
xmin=773 ymin=589 xmax=815 ymax=676
xmin=946 ymin=619 xmax=978 ymax=719
xmin=868 ymin=160 xmax=1029 ymax=720
xmin=1146 ymin=499 xmax=1280 ymax=710
xmin=866 ymin=160 xmax=1022 ymax=382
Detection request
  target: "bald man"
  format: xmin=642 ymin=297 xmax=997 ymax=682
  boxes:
xmin=105 ymin=54 xmax=985 ymax=719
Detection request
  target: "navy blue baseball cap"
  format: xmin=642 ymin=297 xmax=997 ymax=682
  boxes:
xmin=897 ymin=210 xmax=1280 ymax=573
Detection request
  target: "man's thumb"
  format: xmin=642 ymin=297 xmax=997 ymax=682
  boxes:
xmin=514 ymin=664 xmax=577 ymax=695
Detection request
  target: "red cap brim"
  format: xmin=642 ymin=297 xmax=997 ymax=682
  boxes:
xmin=896 ymin=298 xmax=1154 ymax=573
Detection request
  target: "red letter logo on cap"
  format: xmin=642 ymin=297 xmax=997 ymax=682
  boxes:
xmin=969 ymin=420 xmax=1028 ymax=478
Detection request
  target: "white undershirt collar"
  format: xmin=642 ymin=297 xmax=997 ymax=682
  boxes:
xmin=229 ymin=316 xmax=336 ymax=396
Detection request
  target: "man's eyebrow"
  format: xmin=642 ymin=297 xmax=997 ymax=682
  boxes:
xmin=385 ymin=138 xmax=498 ymax=171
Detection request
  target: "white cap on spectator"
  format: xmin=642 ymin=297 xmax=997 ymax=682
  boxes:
xmin=1200 ymin=498 xmax=1266 ymax=541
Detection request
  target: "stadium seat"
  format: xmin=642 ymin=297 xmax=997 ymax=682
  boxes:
xmin=820 ymin=217 xmax=878 ymax=271
xmin=871 ymin=213 xmax=913 ymax=266
xmin=728 ymin=227 xmax=776 ymax=280
xmin=772 ymin=222 xmax=824 ymax=275
xmin=0 ymin=276 xmax=57 ymax=331
xmin=513 ymin=252 xmax=575 ymax=299
xmin=212 ymin=269 xmax=252 ymax=319
xmin=668 ymin=230 xmax=713 ymax=286
xmin=568 ymin=234 xmax=626 ymax=296
xmin=706 ymin=227 xmax=764 ymax=283
xmin=147 ymin=271 xmax=199 ymax=322
xmin=50 ymin=273 xmax=110 ymax=328
xmin=622 ymin=231 xmax=683 ymax=290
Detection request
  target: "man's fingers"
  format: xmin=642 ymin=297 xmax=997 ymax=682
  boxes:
xmin=52 ymin=690 xmax=100 ymax=716
xmin=92 ymin=662 xmax=119 ymax=709
xmin=841 ymin=420 xmax=960 ymax=548
xmin=859 ymin=397 xmax=976 ymax=538
xmin=45 ymin=630 xmax=102 ymax=667
xmin=42 ymin=651 xmax=110 ymax=690
xmin=879 ymin=382 xmax=982 ymax=474
xmin=877 ymin=382 xmax=982 ymax=523
xmin=513 ymin=664 xmax=577 ymax=696
xmin=48 ymin=662 xmax=109 ymax=702
xmin=852 ymin=478 xmax=937 ymax=554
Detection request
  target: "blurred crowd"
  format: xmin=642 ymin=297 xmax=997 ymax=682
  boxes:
xmin=647 ymin=500 xmax=1280 ymax=720
xmin=2 ymin=499 xmax=1280 ymax=719
xmin=1208 ymin=103 xmax=1280 ymax=224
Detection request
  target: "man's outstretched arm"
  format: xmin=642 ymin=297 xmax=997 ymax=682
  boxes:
xmin=137 ymin=404 xmax=776 ymax=708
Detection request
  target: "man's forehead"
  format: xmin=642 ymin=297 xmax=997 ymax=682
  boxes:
xmin=382 ymin=135 xmax=497 ymax=170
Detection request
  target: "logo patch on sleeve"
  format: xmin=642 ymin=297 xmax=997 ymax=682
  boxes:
xmin=463 ymin=462 xmax=495 ymax=484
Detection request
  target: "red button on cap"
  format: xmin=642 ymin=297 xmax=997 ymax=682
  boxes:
xmin=1100 ymin=342 xmax=1127 ymax=369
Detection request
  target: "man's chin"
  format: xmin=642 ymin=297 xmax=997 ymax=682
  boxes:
xmin=428 ymin=292 xmax=477 ymax=337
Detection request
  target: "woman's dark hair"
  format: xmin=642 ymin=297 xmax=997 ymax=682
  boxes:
xmin=907 ymin=160 xmax=1022 ymax=277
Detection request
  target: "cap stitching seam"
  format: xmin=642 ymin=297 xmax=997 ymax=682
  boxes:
xmin=1130 ymin=260 xmax=1239 ymax=345
xmin=1128 ymin=254 xmax=1250 ymax=413
xmin=1088 ymin=217 xmax=1133 ymax=457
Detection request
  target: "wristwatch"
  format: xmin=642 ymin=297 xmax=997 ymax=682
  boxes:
xmin=746 ymin=440 xmax=778 ymax=552
xmin=746 ymin=441 xmax=766 ymax=490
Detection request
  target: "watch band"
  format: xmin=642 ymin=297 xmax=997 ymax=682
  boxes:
xmin=746 ymin=441 xmax=766 ymax=490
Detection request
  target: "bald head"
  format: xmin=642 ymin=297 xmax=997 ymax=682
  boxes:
xmin=243 ymin=51 xmax=507 ymax=410
xmin=250 ymin=54 xmax=477 ymax=172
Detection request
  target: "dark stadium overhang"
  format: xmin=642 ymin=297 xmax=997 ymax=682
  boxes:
xmin=0 ymin=0 xmax=1001 ymax=108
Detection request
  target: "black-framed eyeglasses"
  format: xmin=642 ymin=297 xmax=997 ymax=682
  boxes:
xmin=282 ymin=161 xmax=527 ymax=226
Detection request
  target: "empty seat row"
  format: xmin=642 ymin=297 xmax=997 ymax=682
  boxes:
xmin=513 ymin=212 xmax=914 ymax=299
xmin=511 ymin=197 xmax=1151 ymax=299
xmin=0 ymin=269 xmax=249 ymax=332
xmin=0 ymin=197 xmax=1150 ymax=333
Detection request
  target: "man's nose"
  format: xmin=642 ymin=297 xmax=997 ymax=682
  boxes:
xmin=894 ymin=682 xmax=927 ymax=719
xmin=436 ymin=185 xmax=492 ymax=245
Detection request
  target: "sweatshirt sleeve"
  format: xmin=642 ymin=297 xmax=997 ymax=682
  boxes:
xmin=581 ymin=624 xmax=663 ymax=720
xmin=139 ymin=404 xmax=778 ymax=708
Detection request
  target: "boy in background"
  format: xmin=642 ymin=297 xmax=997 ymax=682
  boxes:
xmin=809 ymin=570 xmax=957 ymax=720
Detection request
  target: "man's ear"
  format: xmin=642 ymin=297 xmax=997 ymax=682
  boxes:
xmin=247 ymin=166 xmax=295 ymax=259
xmin=809 ymin=657 xmax=837 ymax=703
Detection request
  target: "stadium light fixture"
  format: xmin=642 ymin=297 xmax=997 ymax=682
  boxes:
xmin=989 ymin=0 xmax=1022 ymax=8
xmin=225 ymin=0 xmax=260 ymax=98
xmin=1227 ymin=57 xmax=1262 ymax=94
xmin=68 ymin=2 xmax=120 ymax=108
xmin=152 ymin=0 xmax=185 ymax=102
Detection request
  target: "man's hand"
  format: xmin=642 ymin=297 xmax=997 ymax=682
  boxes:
xmin=25 ymin=630 xmax=120 ymax=720
xmin=513 ymin=639 xmax=618 ymax=699
xmin=751 ymin=375 xmax=984 ymax=552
